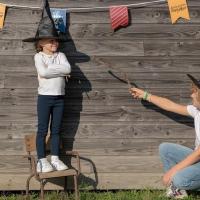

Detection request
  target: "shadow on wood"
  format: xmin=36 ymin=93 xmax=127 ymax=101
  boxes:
xmin=59 ymin=13 xmax=98 ymax=190
xmin=141 ymin=100 xmax=194 ymax=128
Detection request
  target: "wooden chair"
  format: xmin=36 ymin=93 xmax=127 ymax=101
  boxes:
xmin=24 ymin=134 xmax=81 ymax=200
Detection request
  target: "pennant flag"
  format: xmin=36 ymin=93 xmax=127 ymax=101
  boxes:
xmin=50 ymin=8 xmax=67 ymax=33
xmin=0 ymin=4 xmax=6 ymax=29
xmin=109 ymin=6 xmax=129 ymax=30
xmin=167 ymin=0 xmax=190 ymax=24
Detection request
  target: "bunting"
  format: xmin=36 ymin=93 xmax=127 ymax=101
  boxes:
xmin=0 ymin=3 xmax=6 ymax=29
xmin=109 ymin=6 xmax=129 ymax=30
xmin=167 ymin=0 xmax=190 ymax=24
xmin=0 ymin=0 xmax=191 ymax=31
xmin=50 ymin=8 xmax=67 ymax=33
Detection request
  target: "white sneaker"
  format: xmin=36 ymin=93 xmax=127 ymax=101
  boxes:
xmin=37 ymin=158 xmax=54 ymax=173
xmin=51 ymin=156 xmax=68 ymax=171
xmin=166 ymin=183 xmax=188 ymax=199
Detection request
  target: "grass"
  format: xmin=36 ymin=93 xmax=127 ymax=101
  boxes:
xmin=1 ymin=190 xmax=200 ymax=200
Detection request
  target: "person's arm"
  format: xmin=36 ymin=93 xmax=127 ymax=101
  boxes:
xmin=163 ymin=147 xmax=200 ymax=185
xmin=34 ymin=54 xmax=70 ymax=79
xmin=130 ymin=87 xmax=189 ymax=116
xmin=48 ymin=52 xmax=71 ymax=74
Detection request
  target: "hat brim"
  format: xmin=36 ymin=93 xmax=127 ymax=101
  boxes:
xmin=187 ymin=74 xmax=200 ymax=89
xmin=23 ymin=36 xmax=69 ymax=42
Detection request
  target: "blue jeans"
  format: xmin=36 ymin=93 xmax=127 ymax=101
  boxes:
xmin=37 ymin=95 xmax=64 ymax=159
xmin=159 ymin=142 xmax=200 ymax=190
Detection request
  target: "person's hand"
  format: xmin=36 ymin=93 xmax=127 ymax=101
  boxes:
xmin=129 ymin=87 xmax=145 ymax=100
xmin=163 ymin=168 xmax=177 ymax=186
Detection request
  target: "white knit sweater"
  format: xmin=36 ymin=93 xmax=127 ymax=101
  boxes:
xmin=34 ymin=51 xmax=71 ymax=95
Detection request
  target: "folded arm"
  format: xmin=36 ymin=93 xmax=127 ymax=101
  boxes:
xmin=34 ymin=53 xmax=71 ymax=79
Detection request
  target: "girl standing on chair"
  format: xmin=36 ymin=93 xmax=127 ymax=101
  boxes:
xmin=23 ymin=1 xmax=71 ymax=173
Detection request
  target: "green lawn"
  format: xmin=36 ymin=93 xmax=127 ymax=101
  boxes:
xmin=1 ymin=190 xmax=200 ymax=200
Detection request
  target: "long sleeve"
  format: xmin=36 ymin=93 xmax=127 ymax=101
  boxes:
xmin=34 ymin=53 xmax=71 ymax=79
xmin=48 ymin=52 xmax=71 ymax=74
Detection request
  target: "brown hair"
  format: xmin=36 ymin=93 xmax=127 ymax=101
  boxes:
xmin=192 ymin=83 xmax=200 ymax=102
xmin=35 ymin=40 xmax=43 ymax=52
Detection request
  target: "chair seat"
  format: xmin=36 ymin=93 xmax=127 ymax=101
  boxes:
xmin=39 ymin=169 xmax=77 ymax=179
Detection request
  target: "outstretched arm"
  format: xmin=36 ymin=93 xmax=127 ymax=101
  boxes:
xmin=130 ymin=87 xmax=189 ymax=116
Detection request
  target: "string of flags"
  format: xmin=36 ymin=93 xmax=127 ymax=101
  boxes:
xmin=109 ymin=0 xmax=190 ymax=30
xmin=0 ymin=0 xmax=190 ymax=30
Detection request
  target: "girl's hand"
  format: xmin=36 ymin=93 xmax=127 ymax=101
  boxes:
xmin=129 ymin=88 xmax=145 ymax=100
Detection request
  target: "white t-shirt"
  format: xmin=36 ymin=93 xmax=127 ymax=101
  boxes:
xmin=34 ymin=52 xmax=71 ymax=95
xmin=187 ymin=105 xmax=200 ymax=149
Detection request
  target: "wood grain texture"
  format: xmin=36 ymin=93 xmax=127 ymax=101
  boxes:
xmin=0 ymin=0 xmax=199 ymax=190
xmin=0 ymin=155 xmax=162 ymax=173
xmin=0 ymin=173 xmax=163 ymax=190
xmin=48 ymin=0 xmax=200 ymax=8
xmin=0 ymin=138 xmax=194 ymax=156
xmin=69 ymin=8 xmax=199 ymax=24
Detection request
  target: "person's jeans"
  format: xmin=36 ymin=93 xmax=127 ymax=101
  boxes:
xmin=159 ymin=142 xmax=200 ymax=190
xmin=37 ymin=95 xmax=64 ymax=159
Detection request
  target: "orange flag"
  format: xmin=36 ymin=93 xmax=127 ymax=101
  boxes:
xmin=167 ymin=0 xmax=190 ymax=24
xmin=0 ymin=4 xmax=6 ymax=29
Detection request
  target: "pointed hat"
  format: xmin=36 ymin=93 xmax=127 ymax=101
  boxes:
xmin=23 ymin=0 xmax=66 ymax=42
xmin=187 ymin=74 xmax=200 ymax=89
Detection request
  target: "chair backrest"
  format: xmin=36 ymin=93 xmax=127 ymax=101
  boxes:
xmin=24 ymin=134 xmax=51 ymax=153
xmin=25 ymin=134 xmax=36 ymax=153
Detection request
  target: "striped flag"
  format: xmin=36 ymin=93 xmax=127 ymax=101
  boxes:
xmin=109 ymin=6 xmax=129 ymax=30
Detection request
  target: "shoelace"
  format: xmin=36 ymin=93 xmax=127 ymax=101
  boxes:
xmin=171 ymin=185 xmax=184 ymax=196
xmin=38 ymin=160 xmax=43 ymax=172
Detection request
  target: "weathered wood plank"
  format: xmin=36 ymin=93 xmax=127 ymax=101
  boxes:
xmin=61 ymin=40 xmax=144 ymax=57
xmin=0 ymin=24 xmax=38 ymax=40
xmin=0 ymin=40 xmax=35 ymax=55
xmin=69 ymin=8 xmax=200 ymax=24
xmin=0 ymin=173 xmax=163 ymax=190
xmin=63 ymin=40 xmax=200 ymax=57
xmin=1 ymin=39 xmax=200 ymax=57
xmin=0 ymin=138 xmax=194 ymax=156
xmin=1 ymin=0 xmax=42 ymax=8
xmin=69 ymin=24 xmax=200 ymax=40
xmin=1 ymin=56 xmax=200 ymax=73
xmin=0 ymin=121 xmax=194 ymax=139
xmin=3 ymin=23 xmax=200 ymax=40
xmin=0 ymin=155 xmax=162 ymax=173
xmin=61 ymin=123 xmax=194 ymax=139
xmin=144 ymin=41 xmax=200 ymax=56
xmin=4 ymin=8 xmax=41 ymax=24
xmin=3 ymin=71 xmax=195 ymax=89
xmin=0 ymin=103 xmax=194 ymax=123
xmin=0 ymin=87 xmax=192 ymax=107
xmin=49 ymin=0 xmax=200 ymax=7
xmin=0 ymin=74 xmax=5 ymax=89
xmin=0 ymin=40 xmax=144 ymax=56
xmin=0 ymin=56 xmax=35 ymax=72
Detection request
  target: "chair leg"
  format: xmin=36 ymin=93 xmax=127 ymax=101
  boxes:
xmin=74 ymin=175 xmax=79 ymax=200
xmin=40 ymin=180 xmax=45 ymax=200
xmin=25 ymin=174 xmax=34 ymax=199
xmin=64 ymin=176 xmax=68 ymax=191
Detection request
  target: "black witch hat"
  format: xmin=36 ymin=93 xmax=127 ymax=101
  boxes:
xmin=187 ymin=74 xmax=200 ymax=89
xmin=23 ymin=0 xmax=67 ymax=42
